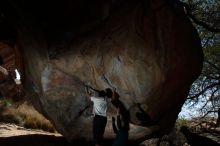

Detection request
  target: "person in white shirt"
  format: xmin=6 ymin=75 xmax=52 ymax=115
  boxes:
xmin=86 ymin=88 xmax=113 ymax=146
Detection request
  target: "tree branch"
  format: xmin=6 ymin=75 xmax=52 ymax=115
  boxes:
xmin=188 ymin=83 xmax=219 ymax=99
xmin=177 ymin=1 xmax=220 ymax=33
xmin=204 ymin=60 xmax=219 ymax=71
xmin=200 ymin=110 xmax=217 ymax=119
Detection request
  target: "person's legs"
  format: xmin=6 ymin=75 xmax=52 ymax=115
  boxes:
xmin=99 ymin=116 xmax=107 ymax=137
xmin=112 ymin=129 xmax=128 ymax=146
xmin=93 ymin=115 xmax=107 ymax=146
xmin=93 ymin=116 xmax=100 ymax=145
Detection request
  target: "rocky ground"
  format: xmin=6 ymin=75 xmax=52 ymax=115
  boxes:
xmin=0 ymin=122 xmax=220 ymax=146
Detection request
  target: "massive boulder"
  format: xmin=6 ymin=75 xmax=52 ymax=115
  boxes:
xmin=0 ymin=0 xmax=203 ymax=142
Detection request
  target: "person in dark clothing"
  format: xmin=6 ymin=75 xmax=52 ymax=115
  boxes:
xmin=110 ymin=90 xmax=130 ymax=146
xmin=112 ymin=107 xmax=130 ymax=146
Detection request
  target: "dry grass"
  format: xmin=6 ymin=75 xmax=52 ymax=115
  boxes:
xmin=176 ymin=118 xmax=190 ymax=130
xmin=0 ymin=100 xmax=56 ymax=133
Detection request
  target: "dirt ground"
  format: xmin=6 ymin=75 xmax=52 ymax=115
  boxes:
xmin=0 ymin=123 xmax=139 ymax=146
xmin=0 ymin=123 xmax=70 ymax=146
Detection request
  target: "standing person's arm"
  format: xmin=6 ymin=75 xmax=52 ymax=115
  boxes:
xmin=112 ymin=116 xmax=118 ymax=134
xmin=85 ymin=86 xmax=94 ymax=115
xmin=111 ymin=89 xmax=119 ymax=101
xmin=111 ymin=89 xmax=120 ymax=108
xmin=116 ymin=108 xmax=122 ymax=129
xmin=85 ymin=86 xmax=92 ymax=102
xmin=116 ymin=115 xmax=122 ymax=129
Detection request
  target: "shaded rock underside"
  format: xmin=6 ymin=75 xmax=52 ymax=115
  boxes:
xmin=0 ymin=0 xmax=203 ymax=142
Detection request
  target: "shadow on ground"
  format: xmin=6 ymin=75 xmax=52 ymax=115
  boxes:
xmin=0 ymin=134 xmax=140 ymax=146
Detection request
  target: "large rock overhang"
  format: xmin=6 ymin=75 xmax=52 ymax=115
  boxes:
xmin=0 ymin=0 xmax=203 ymax=142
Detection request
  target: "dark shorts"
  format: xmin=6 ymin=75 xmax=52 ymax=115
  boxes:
xmin=93 ymin=115 xmax=107 ymax=145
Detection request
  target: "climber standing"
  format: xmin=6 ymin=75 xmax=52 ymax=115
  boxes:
xmin=111 ymin=91 xmax=130 ymax=146
xmin=85 ymin=86 xmax=113 ymax=146
xmin=112 ymin=108 xmax=130 ymax=146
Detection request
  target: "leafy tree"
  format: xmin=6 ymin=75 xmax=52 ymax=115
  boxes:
xmin=179 ymin=0 xmax=220 ymax=126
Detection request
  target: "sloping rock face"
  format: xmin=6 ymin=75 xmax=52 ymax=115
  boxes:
xmin=0 ymin=0 xmax=203 ymax=142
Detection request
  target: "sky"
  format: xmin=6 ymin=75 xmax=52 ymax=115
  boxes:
xmin=178 ymin=98 xmax=218 ymax=119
